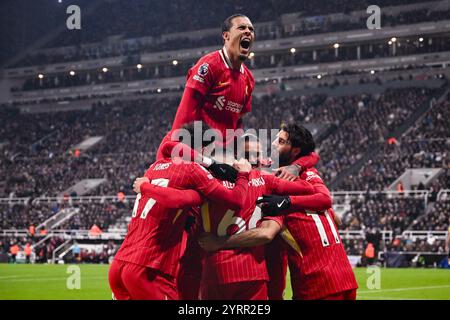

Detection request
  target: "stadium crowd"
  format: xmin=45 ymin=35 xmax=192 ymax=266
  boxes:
xmin=1 ymin=86 xmax=446 ymax=201
xmin=339 ymin=98 xmax=449 ymax=191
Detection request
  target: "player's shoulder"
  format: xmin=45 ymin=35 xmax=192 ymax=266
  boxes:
xmin=189 ymin=162 xmax=215 ymax=179
xmin=196 ymin=51 xmax=221 ymax=69
xmin=301 ymin=167 xmax=323 ymax=182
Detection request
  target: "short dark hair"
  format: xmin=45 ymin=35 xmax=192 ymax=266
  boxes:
xmin=281 ymin=123 xmax=316 ymax=158
xmin=222 ymin=14 xmax=248 ymax=33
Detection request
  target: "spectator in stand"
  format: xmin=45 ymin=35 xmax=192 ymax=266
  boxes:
xmin=9 ymin=243 xmax=20 ymax=263
xmin=24 ymin=243 xmax=32 ymax=264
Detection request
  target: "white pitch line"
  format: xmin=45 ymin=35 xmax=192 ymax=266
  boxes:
xmin=358 ymin=296 xmax=419 ymax=300
xmin=0 ymin=276 xmax=105 ymax=282
xmin=0 ymin=275 xmax=23 ymax=280
xmin=358 ymin=284 xmax=450 ymax=294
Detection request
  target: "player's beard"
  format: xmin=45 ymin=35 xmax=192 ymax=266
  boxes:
xmin=278 ymin=152 xmax=291 ymax=167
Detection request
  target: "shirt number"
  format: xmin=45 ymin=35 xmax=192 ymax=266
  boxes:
xmin=217 ymin=206 xmax=262 ymax=236
xmin=131 ymin=178 xmax=169 ymax=219
xmin=307 ymin=210 xmax=340 ymax=247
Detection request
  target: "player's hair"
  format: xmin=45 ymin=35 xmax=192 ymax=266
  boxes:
xmin=280 ymin=123 xmax=316 ymax=158
xmin=221 ymin=14 xmax=249 ymax=33
xmin=181 ymin=121 xmax=215 ymax=149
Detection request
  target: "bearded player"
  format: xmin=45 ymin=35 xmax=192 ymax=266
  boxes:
xmin=199 ymin=124 xmax=358 ymax=300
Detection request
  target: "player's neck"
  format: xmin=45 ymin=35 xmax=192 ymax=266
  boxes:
xmin=222 ymin=46 xmax=243 ymax=71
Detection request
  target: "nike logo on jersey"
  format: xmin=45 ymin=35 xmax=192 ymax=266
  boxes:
xmin=218 ymin=81 xmax=230 ymax=87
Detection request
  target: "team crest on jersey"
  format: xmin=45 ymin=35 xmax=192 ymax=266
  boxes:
xmin=198 ymin=63 xmax=209 ymax=76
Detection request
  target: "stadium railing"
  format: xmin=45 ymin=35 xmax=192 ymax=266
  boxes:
xmin=437 ymin=189 xmax=450 ymax=201
xmin=401 ymin=230 xmax=448 ymax=241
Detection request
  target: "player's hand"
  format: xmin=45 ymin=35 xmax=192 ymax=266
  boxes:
xmin=275 ymin=164 xmax=301 ymax=181
xmin=198 ymin=232 xmax=226 ymax=252
xmin=133 ymin=177 xmax=149 ymax=193
xmin=233 ymin=158 xmax=252 ymax=173
xmin=256 ymin=194 xmax=291 ymax=216
xmin=208 ymin=161 xmax=238 ymax=182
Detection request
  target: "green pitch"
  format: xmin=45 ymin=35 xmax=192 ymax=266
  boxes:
xmin=0 ymin=264 xmax=449 ymax=300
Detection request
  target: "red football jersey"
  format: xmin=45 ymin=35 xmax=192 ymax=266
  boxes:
xmin=200 ymin=169 xmax=314 ymax=285
xmin=114 ymin=158 xmax=248 ymax=278
xmin=171 ymin=47 xmax=254 ymax=141
xmin=177 ymin=208 xmax=205 ymax=300
xmin=266 ymin=169 xmax=358 ymax=300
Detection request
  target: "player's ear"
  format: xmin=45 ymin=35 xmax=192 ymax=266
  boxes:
xmin=222 ymin=31 xmax=230 ymax=42
xmin=291 ymin=147 xmax=301 ymax=159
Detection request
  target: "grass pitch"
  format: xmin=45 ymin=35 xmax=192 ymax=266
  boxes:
xmin=0 ymin=264 xmax=449 ymax=300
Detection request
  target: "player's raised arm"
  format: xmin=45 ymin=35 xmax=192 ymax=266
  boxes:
xmin=133 ymin=177 xmax=202 ymax=208
xmin=189 ymin=158 xmax=251 ymax=210
xmin=258 ymin=169 xmax=332 ymax=216
xmin=289 ymin=169 xmax=333 ymax=211
xmin=274 ymin=152 xmax=320 ymax=181
xmin=265 ymin=174 xmax=315 ymax=196
xmin=170 ymin=55 xmax=216 ymax=131
xmin=198 ymin=220 xmax=282 ymax=251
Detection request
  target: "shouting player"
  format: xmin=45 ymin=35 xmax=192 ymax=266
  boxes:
xmin=156 ymin=14 xmax=255 ymax=163
xmin=108 ymin=122 xmax=252 ymax=300
xmin=199 ymin=124 xmax=358 ymax=300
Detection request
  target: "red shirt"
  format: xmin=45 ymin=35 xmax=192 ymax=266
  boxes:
xmin=266 ymin=168 xmax=358 ymax=299
xmin=171 ymin=47 xmax=254 ymax=141
xmin=201 ymin=169 xmax=314 ymax=285
xmin=114 ymin=158 xmax=249 ymax=278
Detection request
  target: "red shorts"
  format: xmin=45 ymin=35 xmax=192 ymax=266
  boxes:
xmin=108 ymin=259 xmax=178 ymax=300
xmin=200 ymin=281 xmax=268 ymax=300
xmin=321 ymin=289 xmax=357 ymax=300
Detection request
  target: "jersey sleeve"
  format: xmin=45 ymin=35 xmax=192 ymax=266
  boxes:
xmin=289 ymin=169 xmax=333 ymax=212
xmin=171 ymin=87 xmax=203 ymax=131
xmin=265 ymin=175 xmax=315 ymax=196
xmin=140 ymin=182 xmax=203 ymax=208
xmin=263 ymin=215 xmax=284 ymax=228
xmin=293 ymin=152 xmax=320 ymax=170
xmin=185 ymin=56 xmax=216 ymax=96
xmin=189 ymin=163 xmax=249 ymax=210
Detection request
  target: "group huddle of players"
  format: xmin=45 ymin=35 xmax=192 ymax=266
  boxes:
xmin=108 ymin=14 xmax=358 ymax=300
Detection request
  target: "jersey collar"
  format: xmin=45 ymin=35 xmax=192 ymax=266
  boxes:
xmin=220 ymin=46 xmax=244 ymax=74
